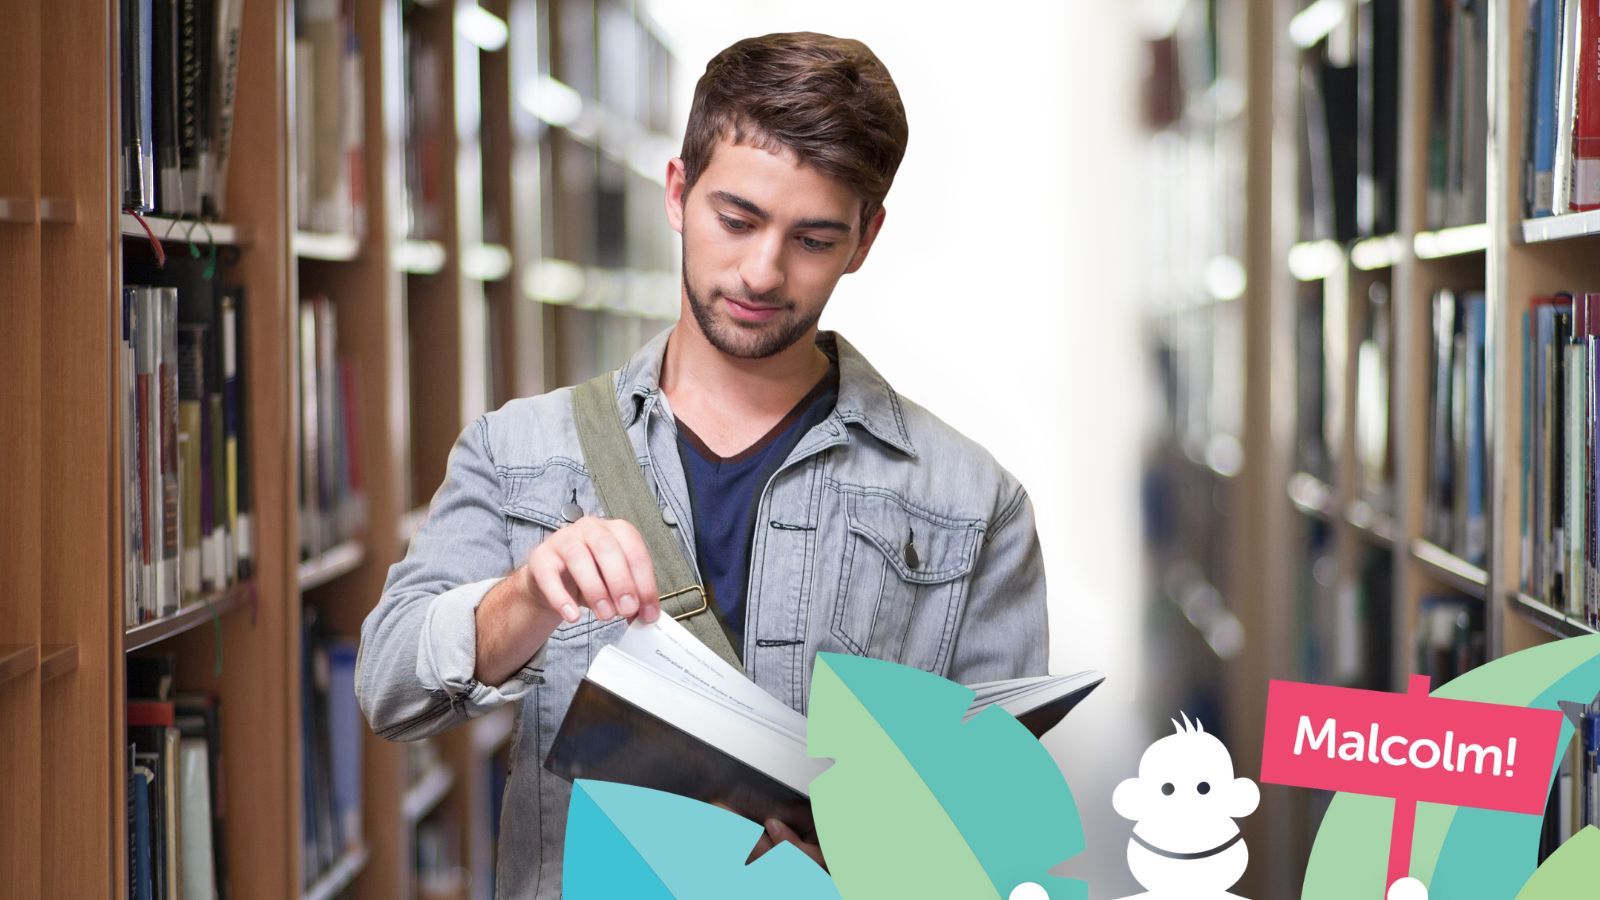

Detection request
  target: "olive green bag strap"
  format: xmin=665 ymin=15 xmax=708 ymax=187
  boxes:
xmin=571 ymin=372 xmax=744 ymax=671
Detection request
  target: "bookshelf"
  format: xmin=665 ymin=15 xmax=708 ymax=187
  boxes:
xmin=4 ymin=0 xmax=679 ymax=896
xmin=1147 ymin=0 xmax=1600 ymax=893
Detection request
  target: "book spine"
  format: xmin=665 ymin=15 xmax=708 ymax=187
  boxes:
xmin=1431 ymin=291 xmax=1457 ymax=543
xmin=221 ymin=290 xmax=242 ymax=580
xmin=1524 ymin=309 xmax=1534 ymax=590
xmin=1534 ymin=0 xmax=1563 ymax=215
xmin=229 ymin=287 xmax=252 ymax=579
xmin=1572 ymin=0 xmax=1600 ymax=208
xmin=154 ymin=0 xmax=182 ymax=212
xmin=137 ymin=288 xmax=160 ymax=621
xmin=177 ymin=0 xmax=204 ymax=216
xmin=1466 ymin=294 xmax=1487 ymax=565
xmin=159 ymin=287 xmax=181 ymax=616
xmin=1555 ymin=307 xmax=1574 ymax=605
xmin=1567 ymin=326 xmax=1586 ymax=612
xmin=342 ymin=16 xmax=365 ymax=237
xmin=207 ymin=0 xmax=245 ymax=217
xmin=177 ymin=324 xmax=205 ymax=599
xmin=299 ymin=302 xmax=319 ymax=559
xmin=1555 ymin=0 xmax=1583 ymax=213
xmin=124 ymin=290 xmax=142 ymax=627
xmin=315 ymin=298 xmax=339 ymax=546
xmin=122 ymin=0 xmax=157 ymax=212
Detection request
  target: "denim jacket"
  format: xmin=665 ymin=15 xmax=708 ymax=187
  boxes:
xmin=356 ymin=329 xmax=1049 ymax=899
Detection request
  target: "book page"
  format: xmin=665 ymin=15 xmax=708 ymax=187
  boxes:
xmin=613 ymin=615 xmax=808 ymax=742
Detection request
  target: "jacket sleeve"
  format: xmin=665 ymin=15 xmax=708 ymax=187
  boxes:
xmin=945 ymin=482 xmax=1050 ymax=684
xmin=356 ymin=416 xmax=542 ymax=742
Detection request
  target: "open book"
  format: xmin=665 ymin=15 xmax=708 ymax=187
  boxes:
xmin=544 ymin=614 xmax=1103 ymax=834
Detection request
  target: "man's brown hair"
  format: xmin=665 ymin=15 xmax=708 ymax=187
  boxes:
xmin=680 ymin=32 xmax=909 ymax=232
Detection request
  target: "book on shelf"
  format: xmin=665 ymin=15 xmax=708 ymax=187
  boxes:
xmin=116 ymin=0 xmax=247 ymax=218
xmin=1523 ymin=0 xmax=1600 ymax=217
xmin=123 ymin=253 xmax=253 ymax=627
xmin=293 ymin=0 xmax=365 ymax=235
xmin=1425 ymin=0 xmax=1489 ymax=229
xmin=1355 ymin=280 xmax=1394 ymax=511
xmin=121 ymin=0 xmax=156 ymax=212
xmin=1295 ymin=280 xmax=1331 ymax=482
xmin=402 ymin=17 xmax=445 ymax=240
xmin=1425 ymin=289 xmax=1488 ymax=567
xmin=126 ymin=654 xmax=231 ymax=900
xmin=300 ymin=607 xmax=364 ymax=886
xmin=545 ymin=614 xmax=1104 ymax=834
xmin=1522 ymin=293 xmax=1600 ymax=625
xmin=297 ymin=295 xmax=368 ymax=560
xmin=1355 ymin=0 xmax=1400 ymax=237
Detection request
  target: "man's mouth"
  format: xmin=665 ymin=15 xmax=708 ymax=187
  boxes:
xmin=1130 ymin=829 xmax=1243 ymax=861
xmin=723 ymin=296 xmax=783 ymax=323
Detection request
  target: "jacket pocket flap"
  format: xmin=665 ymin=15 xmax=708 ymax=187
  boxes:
xmin=843 ymin=490 xmax=981 ymax=584
xmin=499 ymin=502 xmax=564 ymax=530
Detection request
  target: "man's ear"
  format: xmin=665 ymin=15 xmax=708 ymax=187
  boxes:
xmin=1224 ymin=777 xmax=1260 ymax=818
xmin=1112 ymin=777 xmax=1150 ymax=822
xmin=665 ymin=157 xmax=688 ymax=235
xmin=843 ymin=205 xmax=887 ymax=274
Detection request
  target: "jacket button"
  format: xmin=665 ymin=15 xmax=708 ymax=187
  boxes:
xmin=561 ymin=500 xmax=584 ymax=524
xmin=661 ymin=505 xmax=678 ymax=526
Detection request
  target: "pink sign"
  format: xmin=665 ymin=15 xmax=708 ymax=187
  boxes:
xmin=1260 ymin=675 xmax=1564 ymax=893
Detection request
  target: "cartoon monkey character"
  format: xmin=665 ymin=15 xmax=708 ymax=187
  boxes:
xmin=1112 ymin=713 xmax=1259 ymax=900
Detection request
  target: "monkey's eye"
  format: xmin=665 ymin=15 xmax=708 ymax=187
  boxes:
xmin=1160 ymin=783 xmax=1175 ymax=796
xmin=1197 ymin=782 xmax=1211 ymax=795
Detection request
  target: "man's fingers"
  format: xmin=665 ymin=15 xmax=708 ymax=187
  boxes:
xmin=530 ymin=558 xmax=580 ymax=623
xmin=557 ymin=541 xmax=616 ymax=620
xmin=607 ymin=519 xmax=661 ymax=620
xmin=584 ymin=527 xmax=640 ymax=618
xmin=763 ymin=819 xmax=826 ymax=870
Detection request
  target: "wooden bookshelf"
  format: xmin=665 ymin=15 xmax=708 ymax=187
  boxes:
xmin=1147 ymin=0 xmax=1600 ymax=893
xmin=123 ymin=583 xmax=253 ymax=653
xmin=7 ymin=0 xmax=679 ymax=896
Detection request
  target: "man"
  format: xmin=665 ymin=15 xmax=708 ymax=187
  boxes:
xmin=357 ymin=31 xmax=1048 ymax=898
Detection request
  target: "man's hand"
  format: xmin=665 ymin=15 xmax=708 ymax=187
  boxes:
xmin=748 ymin=817 xmax=827 ymax=871
xmin=474 ymin=515 xmax=660 ymax=686
xmin=520 ymin=515 xmax=662 ymax=624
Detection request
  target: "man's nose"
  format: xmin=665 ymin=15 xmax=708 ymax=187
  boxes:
xmin=739 ymin=232 xmax=786 ymax=297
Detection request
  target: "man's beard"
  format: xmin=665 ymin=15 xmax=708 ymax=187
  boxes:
xmin=682 ymin=251 xmax=821 ymax=360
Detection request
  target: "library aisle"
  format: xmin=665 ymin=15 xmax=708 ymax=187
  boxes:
xmin=18 ymin=0 xmax=1600 ymax=898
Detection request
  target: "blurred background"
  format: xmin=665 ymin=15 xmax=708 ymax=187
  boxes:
xmin=9 ymin=0 xmax=1598 ymax=896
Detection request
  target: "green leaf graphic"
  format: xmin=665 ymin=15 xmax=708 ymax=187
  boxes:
xmin=563 ymin=779 xmax=840 ymax=900
xmin=807 ymin=652 xmax=1086 ymax=900
xmin=1515 ymin=826 xmax=1600 ymax=899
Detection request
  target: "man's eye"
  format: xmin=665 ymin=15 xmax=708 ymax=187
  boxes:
xmin=800 ymin=236 xmax=835 ymax=252
xmin=718 ymin=215 xmax=751 ymax=232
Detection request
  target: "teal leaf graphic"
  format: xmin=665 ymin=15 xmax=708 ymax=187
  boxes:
xmin=807 ymin=652 xmax=1086 ymax=900
xmin=563 ymin=779 xmax=840 ymax=900
xmin=1302 ymin=635 xmax=1600 ymax=899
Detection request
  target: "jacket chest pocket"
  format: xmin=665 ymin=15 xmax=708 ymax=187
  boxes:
xmin=830 ymin=490 xmax=982 ymax=673
xmin=500 ymin=467 xmax=619 ymax=641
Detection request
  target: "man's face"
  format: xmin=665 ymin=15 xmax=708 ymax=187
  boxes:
xmin=666 ymin=138 xmax=885 ymax=360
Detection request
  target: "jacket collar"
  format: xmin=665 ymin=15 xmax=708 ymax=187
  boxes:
xmin=614 ymin=327 xmax=917 ymax=458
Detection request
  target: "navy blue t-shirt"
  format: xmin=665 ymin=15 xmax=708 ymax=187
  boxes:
xmin=675 ymin=366 xmax=839 ymax=658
